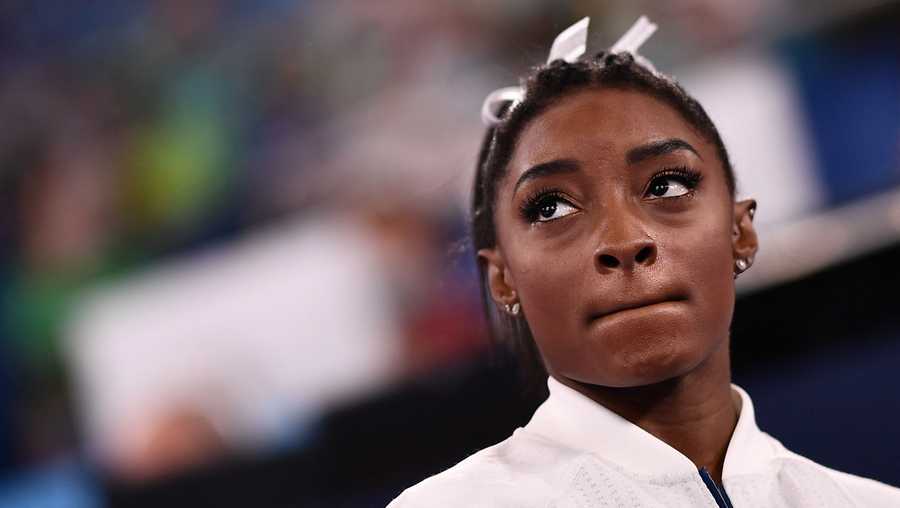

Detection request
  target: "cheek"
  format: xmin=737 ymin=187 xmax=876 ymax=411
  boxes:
xmin=497 ymin=205 xmax=590 ymax=316
xmin=653 ymin=207 xmax=736 ymax=383
xmin=512 ymin=242 xmax=588 ymax=327
xmin=502 ymin=230 xmax=593 ymax=349
xmin=668 ymin=210 xmax=736 ymax=327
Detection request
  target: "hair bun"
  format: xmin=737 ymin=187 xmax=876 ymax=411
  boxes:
xmin=547 ymin=58 xmax=568 ymax=69
xmin=593 ymin=50 xmax=610 ymax=62
xmin=601 ymin=51 xmax=633 ymax=67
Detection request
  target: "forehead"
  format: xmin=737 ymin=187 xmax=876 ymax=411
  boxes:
xmin=509 ymin=88 xmax=708 ymax=172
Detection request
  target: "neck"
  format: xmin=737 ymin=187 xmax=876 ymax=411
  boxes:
xmin=555 ymin=340 xmax=738 ymax=484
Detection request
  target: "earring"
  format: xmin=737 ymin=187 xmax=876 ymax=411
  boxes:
xmin=734 ymin=258 xmax=749 ymax=279
xmin=504 ymin=302 xmax=520 ymax=316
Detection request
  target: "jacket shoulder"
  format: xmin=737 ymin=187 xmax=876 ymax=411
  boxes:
xmin=826 ymin=468 xmax=900 ymax=505
xmin=387 ymin=429 xmax=583 ymax=507
xmin=776 ymin=444 xmax=900 ymax=506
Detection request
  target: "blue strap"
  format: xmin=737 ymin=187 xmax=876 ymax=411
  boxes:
xmin=698 ymin=467 xmax=734 ymax=508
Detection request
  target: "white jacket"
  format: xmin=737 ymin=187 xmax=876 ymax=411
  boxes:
xmin=389 ymin=377 xmax=900 ymax=507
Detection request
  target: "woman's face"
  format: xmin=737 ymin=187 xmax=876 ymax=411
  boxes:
xmin=480 ymin=88 xmax=757 ymax=388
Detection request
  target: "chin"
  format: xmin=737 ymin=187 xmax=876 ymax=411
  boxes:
xmin=553 ymin=331 xmax=708 ymax=389
xmin=608 ymin=340 xmax=702 ymax=387
xmin=583 ymin=315 xmax=710 ymax=387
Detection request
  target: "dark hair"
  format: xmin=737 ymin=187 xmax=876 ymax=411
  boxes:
xmin=471 ymin=51 xmax=736 ymax=387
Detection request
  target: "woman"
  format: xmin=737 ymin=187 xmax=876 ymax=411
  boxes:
xmin=389 ymin=17 xmax=900 ymax=507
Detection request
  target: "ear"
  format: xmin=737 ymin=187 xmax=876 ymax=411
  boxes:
xmin=477 ymin=247 xmax=518 ymax=309
xmin=732 ymin=199 xmax=759 ymax=263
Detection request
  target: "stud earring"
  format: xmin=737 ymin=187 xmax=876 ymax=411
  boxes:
xmin=734 ymin=258 xmax=749 ymax=279
xmin=504 ymin=302 xmax=520 ymax=316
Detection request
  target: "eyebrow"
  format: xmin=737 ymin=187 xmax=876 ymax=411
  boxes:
xmin=512 ymin=138 xmax=701 ymax=196
xmin=626 ymin=138 xmax=702 ymax=165
xmin=513 ymin=158 xmax=580 ymax=195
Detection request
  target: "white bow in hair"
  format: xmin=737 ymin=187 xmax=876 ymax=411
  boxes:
xmin=480 ymin=16 xmax=658 ymax=126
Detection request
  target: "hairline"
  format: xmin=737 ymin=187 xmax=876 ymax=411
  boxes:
xmin=500 ymin=86 xmax=730 ymax=200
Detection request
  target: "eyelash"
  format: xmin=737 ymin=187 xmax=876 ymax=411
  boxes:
xmin=645 ymin=166 xmax=703 ymax=197
xmin=519 ymin=186 xmax=572 ymax=223
xmin=518 ymin=167 xmax=703 ymax=223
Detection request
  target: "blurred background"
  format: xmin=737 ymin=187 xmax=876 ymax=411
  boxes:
xmin=0 ymin=0 xmax=898 ymax=506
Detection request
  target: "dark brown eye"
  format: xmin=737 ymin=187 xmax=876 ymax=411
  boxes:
xmin=645 ymin=174 xmax=696 ymax=200
xmin=534 ymin=196 xmax=576 ymax=222
xmin=649 ymin=179 xmax=671 ymax=197
xmin=521 ymin=192 xmax=579 ymax=223
xmin=538 ymin=199 xmax=558 ymax=219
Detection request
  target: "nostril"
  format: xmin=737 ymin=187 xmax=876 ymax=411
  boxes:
xmin=635 ymin=245 xmax=655 ymax=264
xmin=598 ymin=254 xmax=620 ymax=268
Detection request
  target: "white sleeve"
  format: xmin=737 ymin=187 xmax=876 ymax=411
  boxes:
xmin=827 ymin=468 xmax=900 ymax=507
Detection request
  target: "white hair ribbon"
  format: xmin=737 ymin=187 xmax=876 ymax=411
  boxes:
xmin=546 ymin=16 xmax=590 ymax=64
xmin=480 ymin=15 xmax=659 ymax=127
xmin=609 ymin=15 xmax=658 ymax=73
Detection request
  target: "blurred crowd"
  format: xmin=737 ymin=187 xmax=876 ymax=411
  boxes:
xmin=0 ymin=0 xmax=595 ymax=484
xmin=0 ymin=0 xmax=897 ymax=503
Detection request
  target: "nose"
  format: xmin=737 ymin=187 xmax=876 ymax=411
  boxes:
xmin=593 ymin=218 xmax=657 ymax=273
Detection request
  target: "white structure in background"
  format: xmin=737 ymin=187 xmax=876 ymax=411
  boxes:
xmin=675 ymin=49 xmax=851 ymax=293
xmin=677 ymin=48 xmax=825 ymax=226
xmin=65 ymin=214 xmax=402 ymax=465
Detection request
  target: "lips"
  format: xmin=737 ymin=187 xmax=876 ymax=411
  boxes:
xmin=587 ymin=293 xmax=688 ymax=324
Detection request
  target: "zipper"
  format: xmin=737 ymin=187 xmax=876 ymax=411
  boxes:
xmin=698 ymin=467 xmax=734 ymax=508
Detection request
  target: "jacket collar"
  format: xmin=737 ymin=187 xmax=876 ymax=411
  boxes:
xmin=523 ymin=376 xmax=775 ymax=478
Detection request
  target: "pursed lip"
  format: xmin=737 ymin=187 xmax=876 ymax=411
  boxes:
xmin=588 ymin=294 xmax=688 ymax=323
